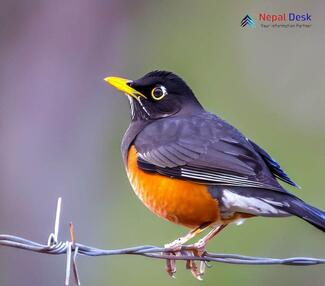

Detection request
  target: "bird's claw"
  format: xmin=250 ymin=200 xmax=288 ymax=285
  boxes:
xmin=164 ymin=241 xmax=208 ymax=280
xmin=182 ymin=250 xmax=203 ymax=280
xmin=164 ymin=239 xmax=184 ymax=278
xmin=165 ymin=252 xmax=177 ymax=278
xmin=184 ymin=243 xmax=207 ymax=280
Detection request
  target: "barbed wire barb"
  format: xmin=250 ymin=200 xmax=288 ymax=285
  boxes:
xmin=1 ymin=197 xmax=325 ymax=285
xmin=47 ymin=197 xmax=61 ymax=246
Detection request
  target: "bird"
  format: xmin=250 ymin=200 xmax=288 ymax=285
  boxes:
xmin=104 ymin=70 xmax=325 ymax=279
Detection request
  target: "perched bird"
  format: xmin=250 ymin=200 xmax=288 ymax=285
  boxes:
xmin=105 ymin=71 xmax=325 ymax=279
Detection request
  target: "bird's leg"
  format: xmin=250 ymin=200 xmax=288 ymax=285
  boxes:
xmin=164 ymin=226 xmax=206 ymax=251
xmin=189 ymin=224 xmax=227 ymax=252
xmin=186 ymin=224 xmax=227 ymax=280
xmin=164 ymin=224 xmax=209 ymax=278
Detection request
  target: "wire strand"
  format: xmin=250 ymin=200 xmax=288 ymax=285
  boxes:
xmin=1 ymin=198 xmax=325 ymax=285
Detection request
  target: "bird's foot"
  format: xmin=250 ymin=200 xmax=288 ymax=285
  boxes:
xmin=184 ymin=240 xmax=208 ymax=280
xmin=164 ymin=238 xmax=187 ymax=278
xmin=163 ymin=239 xmax=208 ymax=280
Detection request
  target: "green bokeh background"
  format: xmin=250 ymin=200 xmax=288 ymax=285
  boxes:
xmin=0 ymin=1 xmax=324 ymax=285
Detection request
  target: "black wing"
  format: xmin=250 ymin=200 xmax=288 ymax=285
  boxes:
xmin=134 ymin=113 xmax=296 ymax=193
xmin=248 ymin=139 xmax=299 ymax=188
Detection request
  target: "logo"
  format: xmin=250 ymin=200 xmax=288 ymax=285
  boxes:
xmin=241 ymin=15 xmax=256 ymax=27
xmin=259 ymin=13 xmax=311 ymax=22
xmin=241 ymin=13 xmax=312 ymax=29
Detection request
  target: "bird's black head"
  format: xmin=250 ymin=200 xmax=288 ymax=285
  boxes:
xmin=105 ymin=71 xmax=203 ymax=120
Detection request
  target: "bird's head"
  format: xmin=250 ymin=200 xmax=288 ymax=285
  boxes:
xmin=104 ymin=71 xmax=203 ymax=120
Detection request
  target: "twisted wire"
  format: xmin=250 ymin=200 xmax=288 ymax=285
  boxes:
xmin=1 ymin=198 xmax=325 ymax=285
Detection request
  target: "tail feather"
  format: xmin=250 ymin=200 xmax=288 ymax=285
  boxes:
xmin=282 ymin=197 xmax=325 ymax=232
xmin=215 ymin=186 xmax=325 ymax=232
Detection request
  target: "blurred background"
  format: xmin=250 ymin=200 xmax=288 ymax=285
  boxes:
xmin=0 ymin=0 xmax=324 ymax=285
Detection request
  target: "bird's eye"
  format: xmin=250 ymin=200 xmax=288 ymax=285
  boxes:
xmin=151 ymin=86 xmax=167 ymax=100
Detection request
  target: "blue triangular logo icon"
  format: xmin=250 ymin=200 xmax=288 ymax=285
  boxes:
xmin=241 ymin=15 xmax=256 ymax=27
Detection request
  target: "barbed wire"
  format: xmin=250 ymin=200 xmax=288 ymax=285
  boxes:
xmin=1 ymin=198 xmax=325 ymax=285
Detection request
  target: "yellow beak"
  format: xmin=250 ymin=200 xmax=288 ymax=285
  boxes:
xmin=104 ymin=76 xmax=147 ymax=100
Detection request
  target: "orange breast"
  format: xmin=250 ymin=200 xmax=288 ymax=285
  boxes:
xmin=126 ymin=145 xmax=220 ymax=228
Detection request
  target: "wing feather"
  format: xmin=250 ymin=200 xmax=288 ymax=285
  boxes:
xmin=134 ymin=113 xmax=295 ymax=193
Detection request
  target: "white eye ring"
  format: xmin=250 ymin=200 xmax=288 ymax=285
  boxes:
xmin=151 ymin=85 xmax=167 ymax=100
